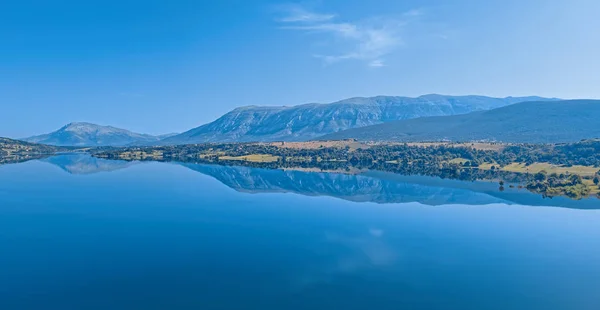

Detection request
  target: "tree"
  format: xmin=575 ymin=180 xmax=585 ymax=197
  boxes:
xmin=569 ymin=174 xmax=582 ymax=186
xmin=534 ymin=171 xmax=547 ymax=182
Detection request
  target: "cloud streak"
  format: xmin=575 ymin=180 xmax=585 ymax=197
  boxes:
xmin=277 ymin=6 xmax=335 ymax=23
xmin=277 ymin=5 xmax=421 ymax=67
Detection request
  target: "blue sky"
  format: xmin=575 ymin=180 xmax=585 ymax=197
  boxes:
xmin=2 ymin=0 xmax=599 ymax=137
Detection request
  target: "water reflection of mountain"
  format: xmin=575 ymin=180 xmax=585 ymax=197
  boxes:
xmin=179 ymin=163 xmax=600 ymax=209
xmin=42 ymin=154 xmax=139 ymax=175
xmin=35 ymin=155 xmax=599 ymax=208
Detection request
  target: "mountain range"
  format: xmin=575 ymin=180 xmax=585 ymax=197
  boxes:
xmin=161 ymin=95 xmax=555 ymax=144
xmin=23 ymin=122 xmax=169 ymax=147
xmin=19 ymin=94 xmax=594 ymax=146
xmin=320 ymin=100 xmax=600 ymax=143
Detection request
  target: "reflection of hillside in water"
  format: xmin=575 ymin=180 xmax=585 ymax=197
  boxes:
xmin=178 ymin=163 xmax=508 ymax=206
xmin=42 ymin=154 xmax=139 ymax=175
xmin=34 ymin=155 xmax=599 ymax=209
xmin=179 ymin=163 xmax=600 ymax=209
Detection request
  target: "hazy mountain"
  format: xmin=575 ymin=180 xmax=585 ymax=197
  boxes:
xmin=320 ymin=100 xmax=600 ymax=143
xmin=163 ymin=95 xmax=556 ymax=144
xmin=24 ymin=122 xmax=164 ymax=147
xmin=157 ymin=133 xmax=179 ymax=139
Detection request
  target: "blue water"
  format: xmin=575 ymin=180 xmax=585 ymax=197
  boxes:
xmin=1 ymin=155 xmax=599 ymax=310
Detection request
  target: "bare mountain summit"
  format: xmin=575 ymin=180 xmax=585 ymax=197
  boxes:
xmin=24 ymin=122 xmax=163 ymax=147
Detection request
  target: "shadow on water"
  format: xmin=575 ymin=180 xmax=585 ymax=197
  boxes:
xmin=25 ymin=154 xmax=600 ymax=209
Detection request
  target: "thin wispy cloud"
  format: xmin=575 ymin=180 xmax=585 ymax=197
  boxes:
xmin=276 ymin=5 xmax=422 ymax=67
xmin=277 ymin=6 xmax=335 ymax=23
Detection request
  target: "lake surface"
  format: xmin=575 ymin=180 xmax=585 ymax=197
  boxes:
xmin=1 ymin=154 xmax=599 ymax=310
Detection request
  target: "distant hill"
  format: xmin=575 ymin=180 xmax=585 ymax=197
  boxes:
xmin=319 ymin=100 xmax=600 ymax=143
xmin=156 ymin=133 xmax=179 ymax=139
xmin=23 ymin=122 xmax=164 ymax=147
xmin=1 ymin=137 xmax=65 ymax=154
xmin=1 ymin=137 xmax=66 ymax=164
xmin=162 ymin=95 xmax=555 ymax=144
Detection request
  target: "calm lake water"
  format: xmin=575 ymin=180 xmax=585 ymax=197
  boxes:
xmin=1 ymin=154 xmax=599 ymax=310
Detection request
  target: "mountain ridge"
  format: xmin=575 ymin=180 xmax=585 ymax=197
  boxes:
xmin=23 ymin=122 xmax=166 ymax=147
xmin=162 ymin=94 xmax=557 ymax=144
xmin=319 ymin=99 xmax=600 ymax=143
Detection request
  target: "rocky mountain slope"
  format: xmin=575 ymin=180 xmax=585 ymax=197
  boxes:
xmin=163 ymin=95 xmax=555 ymax=144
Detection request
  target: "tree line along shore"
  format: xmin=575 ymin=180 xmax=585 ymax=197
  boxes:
xmin=2 ymin=137 xmax=599 ymax=200
xmin=91 ymin=140 xmax=600 ymax=200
